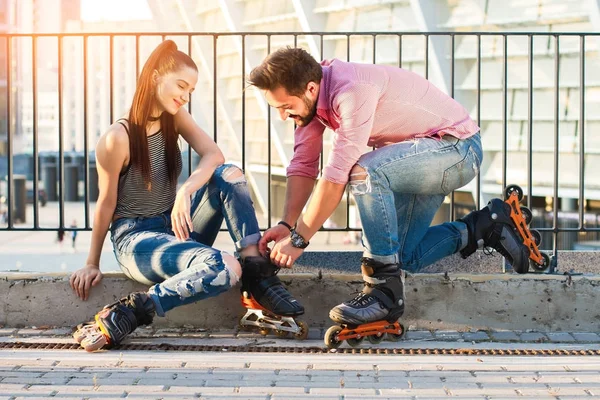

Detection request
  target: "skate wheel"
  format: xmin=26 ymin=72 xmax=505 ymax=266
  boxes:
xmin=531 ymin=252 xmax=550 ymax=272
xmin=275 ymin=329 xmax=289 ymax=338
xmin=387 ymin=323 xmax=406 ymax=342
xmin=504 ymin=184 xmax=523 ymax=201
xmin=324 ymin=325 xmax=343 ymax=349
xmin=258 ymin=328 xmax=271 ymax=336
xmin=530 ymin=229 xmax=542 ymax=246
xmin=294 ymin=320 xmax=309 ymax=341
xmin=347 ymin=337 xmax=364 ymax=347
xmin=72 ymin=323 xmax=97 ymax=344
xmin=520 ymin=206 xmax=533 ymax=225
xmin=72 ymin=330 xmax=85 ymax=344
xmin=367 ymin=333 xmax=384 ymax=344
xmin=81 ymin=333 xmax=108 ymax=352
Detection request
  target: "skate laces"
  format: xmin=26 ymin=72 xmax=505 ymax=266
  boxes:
xmin=348 ymin=292 xmax=375 ymax=307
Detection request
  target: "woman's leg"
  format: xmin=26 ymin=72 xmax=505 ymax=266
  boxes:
xmin=177 ymin=163 xmax=304 ymax=316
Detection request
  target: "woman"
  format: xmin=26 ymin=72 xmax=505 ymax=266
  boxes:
xmin=69 ymin=40 xmax=303 ymax=350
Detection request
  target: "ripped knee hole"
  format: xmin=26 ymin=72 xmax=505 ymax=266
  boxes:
xmin=222 ymin=165 xmax=246 ymax=183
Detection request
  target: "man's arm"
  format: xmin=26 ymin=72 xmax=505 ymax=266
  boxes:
xmin=295 ymin=179 xmax=345 ymax=240
xmin=281 ymin=176 xmax=316 ymax=226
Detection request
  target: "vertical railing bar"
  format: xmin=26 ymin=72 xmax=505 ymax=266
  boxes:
xmin=32 ymin=36 xmax=39 ymax=228
xmin=450 ymin=35 xmax=456 ymax=221
xmin=398 ymin=34 xmax=402 ymax=68
xmin=579 ymin=35 xmax=585 ymax=229
xmin=242 ymin=34 xmax=246 ymax=173
xmin=213 ymin=35 xmax=218 ymax=143
xmin=425 ymin=34 xmax=429 ymax=79
xmin=346 ymin=34 xmax=350 ymax=229
xmin=501 ymin=35 xmax=508 ymax=196
xmin=476 ymin=34 xmax=481 ymax=209
xmin=320 ymin=34 xmax=324 ymax=174
xmin=294 ymin=34 xmax=297 ymax=48
xmin=372 ymin=34 xmax=376 ymax=64
xmin=501 ymin=35 xmax=507 ymax=273
xmin=83 ymin=35 xmax=90 ymax=229
xmin=267 ymin=35 xmax=272 ymax=228
xmin=109 ymin=35 xmax=114 ymax=125
xmin=551 ymin=35 xmax=560 ymax=273
xmin=527 ymin=35 xmax=533 ymax=213
xmin=187 ymin=34 xmax=193 ymax=177
xmin=5 ymin=36 xmax=12 ymax=228
xmin=347 ymin=33 xmax=350 ymax=61
xmin=135 ymin=34 xmax=140 ymax=84
xmin=58 ymin=35 xmax=64 ymax=229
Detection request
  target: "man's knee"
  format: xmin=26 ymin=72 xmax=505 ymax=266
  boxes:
xmin=349 ymin=164 xmax=371 ymax=195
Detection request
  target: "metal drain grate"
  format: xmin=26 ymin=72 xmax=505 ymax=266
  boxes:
xmin=1 ymin=342 xmax=599 ymax=356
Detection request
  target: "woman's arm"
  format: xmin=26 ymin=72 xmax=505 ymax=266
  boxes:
xmin=70 ymin=123 xmax=129 ymax=300
xmin=170 ymin=108 xmax=225 ymax=239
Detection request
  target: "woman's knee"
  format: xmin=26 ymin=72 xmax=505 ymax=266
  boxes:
xmin=176 ymin=251 xmax=241 ymax=298
xmin=221 ymin=253 xmax=241 ymax=286
xmin=214 ymin=164 xmax=246 ymax=185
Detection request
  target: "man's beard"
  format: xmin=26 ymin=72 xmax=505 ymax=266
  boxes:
xmin=293 ymin=95 xmax=317 ymax=126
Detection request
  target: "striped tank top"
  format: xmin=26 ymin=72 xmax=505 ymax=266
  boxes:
xmin=114 ymin=120 xmax=182 ymax=218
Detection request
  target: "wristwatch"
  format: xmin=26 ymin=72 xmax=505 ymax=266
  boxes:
xmin=290 ymin=228 xmax=310 ymax=249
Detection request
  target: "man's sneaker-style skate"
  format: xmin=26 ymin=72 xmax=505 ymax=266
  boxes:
xmin=72 ymin=292 xmax=155 ymax=352
xmin=239 ymin=256 xmax=308 ymax=340
xmin=459 ymin=184 xmax=550 ymax=273
xmin=325 ymin=258 xmax=406 ymax=349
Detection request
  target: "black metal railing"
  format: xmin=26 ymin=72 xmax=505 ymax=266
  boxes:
xmin=1 ymin=31 xmax=599 ymax=274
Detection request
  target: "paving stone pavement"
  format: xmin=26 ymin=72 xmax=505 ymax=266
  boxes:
xmin=1 ymin=329 xmax=600 ymax=399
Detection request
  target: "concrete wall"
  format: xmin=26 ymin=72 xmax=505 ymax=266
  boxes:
xmin=1 ymin=268 xmax=599 ymax=332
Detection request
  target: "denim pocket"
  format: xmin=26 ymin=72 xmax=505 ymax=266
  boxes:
xmin=441 ymin=146 xmax=480 ymax=195
xmin=111 ymin=219 xmax=136 ymax=249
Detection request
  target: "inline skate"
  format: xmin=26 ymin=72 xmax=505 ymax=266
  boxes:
xmin=72 ymin=292 xmax=155 ymax=352
xmin=238 ymin=256 xmax=308 ymax=340
xmin=460 ymin=184 xmax=550 ymax=273
xmin=325 ymin=258 xmax=406 ymax=349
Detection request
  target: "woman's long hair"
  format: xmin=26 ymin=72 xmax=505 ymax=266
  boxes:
xmin=127 ymin=40 xmax=197 ymax=190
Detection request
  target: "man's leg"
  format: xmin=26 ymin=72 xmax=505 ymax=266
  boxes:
xmin=330 ymin=134 xmax=482 ymax=325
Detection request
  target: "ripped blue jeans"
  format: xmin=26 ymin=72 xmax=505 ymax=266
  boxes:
xmin=110 ymin=164 xmax=260 ymax=316
xmin=351 ymin=133 xmax=483 ymax=272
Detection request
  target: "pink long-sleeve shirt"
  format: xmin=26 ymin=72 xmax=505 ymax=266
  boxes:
xmin=286 ymin=59 xmax=480 ymax=185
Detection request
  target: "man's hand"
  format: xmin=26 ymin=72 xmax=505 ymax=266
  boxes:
xmin=70 ymin=264 xmax=103 ymax=301
xmin=270 ymin=236 xmax=304 ymax=268
xmin=258 ymin=224 xmax=290 ymax=256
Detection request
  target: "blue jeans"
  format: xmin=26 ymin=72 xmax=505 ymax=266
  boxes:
xmin=110 ymin=164 xmax=261 ymax=316
xmin=352 ymin=133 xmax=483 ymax=272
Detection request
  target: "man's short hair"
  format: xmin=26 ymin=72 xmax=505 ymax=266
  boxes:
xmin=248 ymin=47 xmax=322 ymax=96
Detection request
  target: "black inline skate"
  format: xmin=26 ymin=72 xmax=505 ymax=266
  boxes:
xmin=325 ymin=258 xmax=406 ymax=349
xmin=239 ymin=256 xmax=308 ymax=339
xmin=73 ymin=292 xmax=155 ymax=352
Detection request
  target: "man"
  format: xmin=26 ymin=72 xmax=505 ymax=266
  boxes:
xmin=249 ymin=47 xmax=530 ymax=326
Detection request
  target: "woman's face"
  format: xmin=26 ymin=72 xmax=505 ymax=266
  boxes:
xmin=154 ymin=66 xmax=198 ymax=115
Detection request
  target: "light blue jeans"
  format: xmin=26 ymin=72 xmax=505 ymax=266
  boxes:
xmin=352 ymin=133 xmax=483 ymax=272
xmin=110 ymin=164 xmax=261 ymax=316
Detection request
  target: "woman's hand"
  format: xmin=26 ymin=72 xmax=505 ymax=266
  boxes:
xmin=70 ymin=264 xmax=103 ymax=301
xmin=172 ymin=189 xmax=194 ymax=240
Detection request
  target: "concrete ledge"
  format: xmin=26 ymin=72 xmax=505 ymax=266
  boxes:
xmin=2 ymin=269 xmax=599 ymax=332
xmin=294 ymin=250 xmax=600 ymax=274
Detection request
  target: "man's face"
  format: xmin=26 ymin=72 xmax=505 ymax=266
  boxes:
xmin=264 ymin=84 xmax=318 ymax=127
